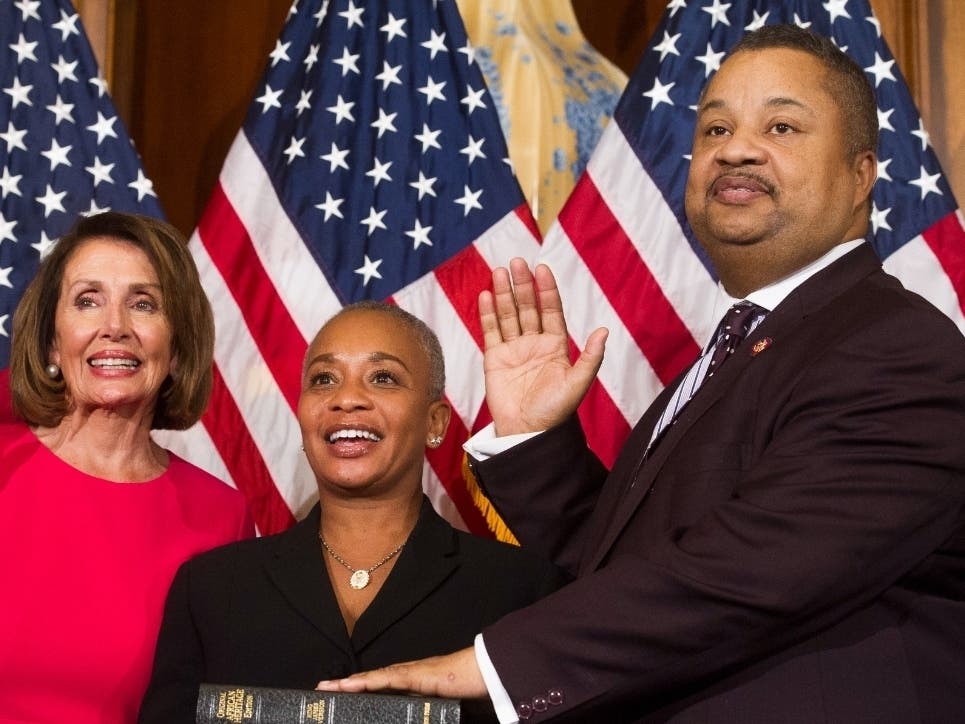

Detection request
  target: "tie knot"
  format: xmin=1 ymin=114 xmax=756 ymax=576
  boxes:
xmin=716 ymin=300 xmax=765 ymax=345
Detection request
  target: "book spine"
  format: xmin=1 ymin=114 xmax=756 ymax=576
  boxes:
xmin=196 ymin=684 xmax=460 ymax=724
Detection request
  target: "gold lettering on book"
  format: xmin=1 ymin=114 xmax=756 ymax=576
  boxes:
xmin=305 ymin=700 xmax=326 ymax=721
xmin=423 ymin=702 xmax=432 ymax=724
xmin=215 ymin=688 xmax=247 ymax=723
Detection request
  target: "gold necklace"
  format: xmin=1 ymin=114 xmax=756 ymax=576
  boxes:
xmin=319 ymin=534 xmax=408 ymax=590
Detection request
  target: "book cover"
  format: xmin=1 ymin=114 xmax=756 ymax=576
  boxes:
xmin=196 ymin=683 xmax=460 ymax=723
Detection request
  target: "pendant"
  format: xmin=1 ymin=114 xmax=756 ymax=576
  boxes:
xmin=349 ymin=569 xmax=370 ymax=590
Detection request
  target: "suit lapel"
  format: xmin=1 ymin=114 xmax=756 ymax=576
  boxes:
xmin=584 ymin=244 xmax=882 ymax=570
xmin=264 ymin=504 xmax=353 ymax=656
xmin=351 ymin=498 xmax=459 ymax=652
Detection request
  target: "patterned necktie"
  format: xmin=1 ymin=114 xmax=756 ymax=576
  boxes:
xmin=648 ymin=301 xmax=767 ymax=448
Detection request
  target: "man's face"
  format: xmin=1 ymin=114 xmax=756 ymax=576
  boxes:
xmin=684 ymin=47 xmax=874 ymax=296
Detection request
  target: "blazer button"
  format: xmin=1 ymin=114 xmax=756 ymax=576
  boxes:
xmin=548 ymin=689 xmax=564 ymax=706
xmin=517 ymin=702 xmax=533 ymax=720
xmin=532 ymin=696 xmax=548 ymax=712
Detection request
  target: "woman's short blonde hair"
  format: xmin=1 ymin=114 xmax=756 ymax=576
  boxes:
xmin=9 ymin=212 xmax=214 ymax=429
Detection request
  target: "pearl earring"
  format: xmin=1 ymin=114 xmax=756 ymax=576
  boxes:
xmin=428 ymin=435 xmax=443 ymax=447
xmin=45 ymin=363 xmax=61 ymax=379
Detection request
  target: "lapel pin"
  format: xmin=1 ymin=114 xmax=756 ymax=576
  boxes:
xmin=751 ymin=337 xmax=773 ymax=356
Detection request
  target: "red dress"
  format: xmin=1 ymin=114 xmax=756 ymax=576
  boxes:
xmin=0 ymin=422 xmax=255 ymax=723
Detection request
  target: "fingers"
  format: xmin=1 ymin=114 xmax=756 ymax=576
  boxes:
xmin=509 ymin=258 xmax=542 ymax=336
xmin=316 ymin=649 xmax=486 ymax=699
xmin=532 ymin=263 xmax=567 ymax=338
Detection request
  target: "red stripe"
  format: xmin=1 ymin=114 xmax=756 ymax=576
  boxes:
xmin=202 ymin=365 xmax=296 ymax=535
xmin=559 ymin=174 xmax=699 ymax=384
xmin=197 ymin=184 xmax=307 ymax=412
xmin=566 ymin=338 xmax=632 ymax=468
xmin=432 ymin=244 xmax=494 ymax=349
xmin=921 ymin=211 xmax=965 ymax=316
xmin=514 ymin=204 xmax=543 ymax=243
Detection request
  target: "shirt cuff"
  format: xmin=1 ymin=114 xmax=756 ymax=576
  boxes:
xmin=474 ymin=633 xmax=518 ymax=724
xmin=463 ymin=422 xmax=542 ymax=461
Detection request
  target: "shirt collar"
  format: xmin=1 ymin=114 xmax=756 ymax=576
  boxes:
xmin=706 ymin=239 xmax=866 ymax=345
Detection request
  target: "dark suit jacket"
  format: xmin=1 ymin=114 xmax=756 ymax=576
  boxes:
xmin=138 ymin=497 xmax=567 ymax=724
xmin=473 ymin=245 xmax=965 ymax=723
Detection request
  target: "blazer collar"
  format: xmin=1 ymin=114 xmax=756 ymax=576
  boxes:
xmin=263 ymin=497 xmax=460 ymax=655
xmin=586 ymin=244 xmax=882 ymax=569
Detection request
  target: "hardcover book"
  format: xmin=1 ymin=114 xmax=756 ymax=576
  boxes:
xmin=196 ymin=683 xmax=460 ymax=723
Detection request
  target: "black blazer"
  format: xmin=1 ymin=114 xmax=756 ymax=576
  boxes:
xmin=473 ymin=245 xmax=965 ymax=723
xmin=139 ymin=497 xmax=567 ymax=723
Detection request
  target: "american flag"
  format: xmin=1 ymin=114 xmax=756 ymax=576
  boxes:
xmin=0 ymin=0 xmax=163 ymax=369
xmin=536 ymin=0 xmax=965 ymax=473
xmin=156 ymin=0 xmax=540 ymax=535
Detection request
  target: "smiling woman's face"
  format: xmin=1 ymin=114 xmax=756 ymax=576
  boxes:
xmin=298 ymin=309 xmax=449 ymax=498
xmin=49 ymin=237 xmax=175 ymax=420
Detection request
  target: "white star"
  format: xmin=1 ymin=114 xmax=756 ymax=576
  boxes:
xmin=9 ymin=33 xmax=38 ymax=63
xmin=0 ymin=313 xmax=7 ymax=337
xmin=338 ymin=0 xmax=364 ymax=29
xmin=381 ymin=12 xmax=407 ymax=42
xmin=50 ymin=55 xmax=78 ymax=83
xmin=876 ymin=157 xmax=893 ymax=183
xmin=415 ymin=123 xmax=442 ymax=152
xmin=1 ymin=122 xmax=28 ymax=152
xmin=314 ymin=1 xmax=330 ymax=26
xmin=41 ymin=139 xmax=72 ymax=170
xmin=460 ymin=135 xmax=486 ymax=165
xmin=326 ymin=94 xmax=355 ymax=124
xmin=666 ymin=0 xmax=686 ymax=16
xmin=256 ymin=84 xmax=283 ymax=113
xmin=366 ymin=157 xmax=393 ymax=186
xmin=354 ymin=254 xmax=382 ymax=286
xmin=52 ymin=9 xmax=80 ymax=41
xmin=4 ymin=77 xmax=33 ymax=109
xmin=360 ymin=207 xmax=388 ymax=235
xmin=909 ymin=166 xmax=942 ymax=200
xmin=409 ymin=171 xmax=437 ymax=200
xmin=702 ymin=0 xmax=731 ymax=28
xmin=866 ymin=14 xmax=882 ymax=37
xmin=418 ymin=76 xmax=446 ymax=105
xmin=85 ymin=157 xmax=115 ymax=186
xmin=282 ymin=136 xmax=306 ymax=164
xmin=793 ymin=13 xmax=812 ymax=28
xmin=295 ymin=89 xmax=312 ymax=116
xmin=421 ymin=29 xmax=448 ymax=59
xmin=870 ymin=202 xmax=892 ymax=233
xmin=375 ymin=61 xmax=403 ymax=90
xmin=0 ymin=167 xmax=22 ymax=198
xmin=46 ymin=94 xmax=75 ymax=124
xmin=911 ymin=118 xmax=931 ymax=151
xmin=460 ymin=85 xmax=487 ymax=114
xmin=87 ymin=112 xmax=118 ymax=144
xmin=877 ymin=107 xmax=895 ymax=133
xmin=14 ymin=0 xmax=41 ymax=21
xmin=304 ymin=44 xmax=320 ymax=72
xmin=695 ymin=42 xmax=725 ymax=77
xmin=642 ymin=77 xmax=675 ymax=109
xmin=269 ymin=39 xmax=291 ymax=67
xmin=454 ymin=185 xmax=483 ymax=216
xmin=745 ymin=10 xmax=769 ymax=31
xmin=371 ymin=108 xmax=398 ymax=138
xmin=0 ymin=267 xmax=12 ymax=289
xmin=406 ymin=219 xmax=433 ymax=249
xmin=652 ymin=31 xmax=681 ymax=61
xmin=89 ymin=76 xmax=108 ymax=97
xmin=82 ymin=198 xmax=109 ymax=216
xmin=128 ymin=169 xmax=157 ymax=201
xmin=865 ymin=52 xmax=895 ymax=87
xmin=823 ymin=0 xmax=851 ymax=23
xmin=35 ymin=184 xmax=67 ymax=218
xmin=287 ymin=0 xmax=298 ymax=17
xmin=458 ymin=40 xmax=476 ymax=65
xmin=314 ymin=191 xmax=345 ymax=221
xmin=0 ymin=213 xmax=16 ymax=244
xmin=333 ymin=47 xmax=360 ymax=76
xmin=31 ymin=231 xmax=56 ymax=258
xmin=320 ymin=142 xmax=350 ymax=172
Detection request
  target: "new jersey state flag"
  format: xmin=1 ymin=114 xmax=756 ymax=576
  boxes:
xmin=537 ymin=0 xmax=965 ymax=470
xmin=1 ymin=0 xmax=163 ymax=368
xmin=156 ymin=0 xmax=541 ymax=535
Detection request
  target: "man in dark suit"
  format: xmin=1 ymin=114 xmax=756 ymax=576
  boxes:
xmin=318 ymin=25 xmax=965 ymax=722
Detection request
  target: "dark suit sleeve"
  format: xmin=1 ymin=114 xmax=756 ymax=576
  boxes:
xmin=472 ymin=415 xmax=609 ymax=574
xmin=479 ymin=294 xmax=965 ymax=718
xmin=138 ymin=561 xmax=204 ymax=724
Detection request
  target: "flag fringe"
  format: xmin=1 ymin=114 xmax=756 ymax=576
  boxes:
xmin=462 ymin=455 xmax=519 ymax=545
